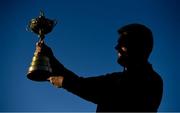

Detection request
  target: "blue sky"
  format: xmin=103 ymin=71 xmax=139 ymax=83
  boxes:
xmin=0 ymin=0 xmax=179 ymax=112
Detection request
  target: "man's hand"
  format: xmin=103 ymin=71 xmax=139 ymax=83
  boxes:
xmin=35 ymin=41 xmax=54 ymax=58
xmin=48 ymin=76 xmax=64 ymax=88
xmin=35 ymin=42 xmax=65 ymax=75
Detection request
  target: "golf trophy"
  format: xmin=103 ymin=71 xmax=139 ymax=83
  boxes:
xmin=27 ymin=11 xmax=57 ymax=81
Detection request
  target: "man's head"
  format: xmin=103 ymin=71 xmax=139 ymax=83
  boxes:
xmin=115 ymin=23 xmax=153 ymax=67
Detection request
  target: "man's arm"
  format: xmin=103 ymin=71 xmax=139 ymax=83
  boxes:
xmin=49 ymin=67 xmax=113 ymax=104
xmin=38 ymin=43 xmax=112 ymax=104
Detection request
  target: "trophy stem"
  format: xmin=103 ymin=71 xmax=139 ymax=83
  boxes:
xmin=38 ymin=29 xmax=45 ymax=42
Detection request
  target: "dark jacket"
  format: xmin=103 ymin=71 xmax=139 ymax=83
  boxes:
xmin=62 ymin=63 xmax=163 ymax=112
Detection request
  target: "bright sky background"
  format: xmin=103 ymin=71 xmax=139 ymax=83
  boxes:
xmin=0 ymin=0 xmax=179 ymax=112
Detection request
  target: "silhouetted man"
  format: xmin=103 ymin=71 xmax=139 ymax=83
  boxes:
xmin=37 ymin=23 xmax=163 ymax=112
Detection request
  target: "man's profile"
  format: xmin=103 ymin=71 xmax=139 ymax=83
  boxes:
xmin=37 ymin=23 xmax=163 ymax=112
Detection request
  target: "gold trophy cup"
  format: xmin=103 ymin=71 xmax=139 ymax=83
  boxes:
xmin=27 ymin=11 xmax=57 ymax=81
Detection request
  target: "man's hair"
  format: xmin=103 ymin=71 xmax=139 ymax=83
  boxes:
xmin=118 ymin=23 xmax=153 ymax=60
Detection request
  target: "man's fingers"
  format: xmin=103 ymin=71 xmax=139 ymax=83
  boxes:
xmin=47 ymin=76 xmax=63 ymax=88
xmin=47 ymin=77 xmax=57 ymax=84
xmin=47 ymin=77 xmax=51 ymax=81
xmin=47 ymin=77 xmax=53 ymax=84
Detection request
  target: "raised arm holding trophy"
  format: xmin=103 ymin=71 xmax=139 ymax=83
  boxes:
xmin=26 ymin=12 xmax=163 ymax=112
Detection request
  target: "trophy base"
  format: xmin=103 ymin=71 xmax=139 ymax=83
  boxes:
xmin=27 ymin=70 xmax=51 ymax=82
